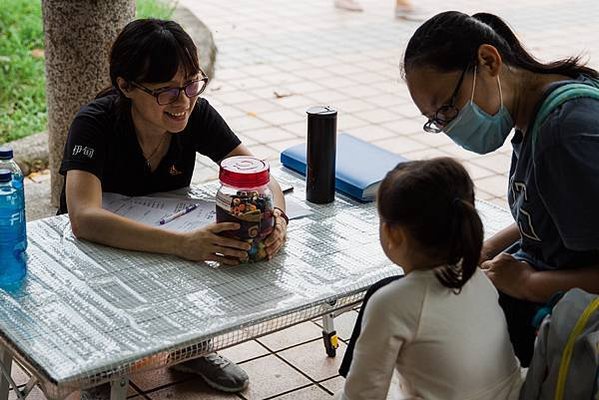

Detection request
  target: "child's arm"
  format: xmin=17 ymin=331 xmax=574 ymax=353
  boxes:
xmin=341 ymin=283 xmax=416 ymax=400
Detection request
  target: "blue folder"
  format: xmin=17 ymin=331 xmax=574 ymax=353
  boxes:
xmin=280 ymin=133 xmax=409 ymax=202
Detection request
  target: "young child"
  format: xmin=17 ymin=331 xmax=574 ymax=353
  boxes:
xmin=337 ymin=158 xmax=523 ymax=400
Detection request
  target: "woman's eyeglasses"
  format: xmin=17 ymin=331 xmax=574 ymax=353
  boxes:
xmin=423 ymin=65 xmax=469 ymax=134
xmin=131 ymin=71 xmax=209 ymax=106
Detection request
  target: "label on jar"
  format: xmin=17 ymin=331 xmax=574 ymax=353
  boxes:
xmin=215 ymin=190 xmax=274 ymax=242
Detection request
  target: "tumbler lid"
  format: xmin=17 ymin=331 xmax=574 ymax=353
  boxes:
xmin=0 ymin=169 xmax=11 ymax=183
xmin=219 ymin=156 xmax=270 ymax=188
xmin=0 ymin=146 xmax=13 ymax=160
xmin=306 ymin=105 xmax=337 ymax=117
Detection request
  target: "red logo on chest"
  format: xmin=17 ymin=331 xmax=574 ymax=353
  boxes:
xmin=169 ymin=165 xmax=183 ymax=176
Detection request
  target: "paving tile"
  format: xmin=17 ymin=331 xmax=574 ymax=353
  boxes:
xmin=470 ymin=153 xmax=512 ymax=175
xmin=235 ymin=99 xmax=280 ymax=114
xmin=11 ymin=361 xmax=31 ymax=386
xmin=271 ymin=384 xmax=333 ymax=399
xmin=227 ymin=115 xmax=271 ymax=132
xmin=380 ymin=119 xmax=426 ymax=136
xmin=313 ymin=310 xmax=358 ymax=341
xmin=217 ymin=340 xmax=270 ymax=364
xmin=247 ymin=144 xmax=280 ymax=161
xmin=346 ymin=125 xmax=396 ymax=142
xmin=238 ymin=355 xmax=311 ymax=399
xmin=146 ymin=379 xmax=238 ymax=400
xmin=258 ymin=109 xmax=305 ymax=125
xmin=243 ymin=127 xmax=296 ymax=143
xmin=475 ymin=175 xmax=510 ymax=198
xmin=308 ymin=90 xmax=351 ymax=104
xmin=402 ymin=147 xmax=451 ymax=160
xmin=373 ymin=136 xmax=428 ymax=154
xmin=336 ymin=114 xmax=371 ymax=131
xmin=319 ymin=376 xmax=344 ymax=394
xmin=352 ymin=108 xmax=398 ymax=124
xmin=463 ymin=161 xmax=497 ymax=180
xmin=269 ymin=138 xmax=305 ymax=152
xmin=488 ymin=197 xmax=510 ymax=209
xmin=278 ymin=340 xmax=347 ymax=381
xmin=130 ymin=365 xmax=190 ymax=392
xmin=257 ymin=321 xmax=322 ymax=351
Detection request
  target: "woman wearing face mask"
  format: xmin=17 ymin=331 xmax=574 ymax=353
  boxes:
xmin=402 ymin=11 xmax=599 ymax=367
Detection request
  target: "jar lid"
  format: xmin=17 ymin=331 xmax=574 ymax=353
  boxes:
xmin=306 ymin=105 xmax=337 ymax=117
xmin=219 ymin=156 xmax=270 ymax=188
xmin=0 ymin=169 xmax=11 ymax=183
xmin=0 ymin=146 xmax=13 ymax=160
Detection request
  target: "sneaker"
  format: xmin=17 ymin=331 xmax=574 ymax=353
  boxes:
xmin=171 ymin=353 xmax=249 ymax=393
xmin=334 ymin=0 xmax=363 ymax=12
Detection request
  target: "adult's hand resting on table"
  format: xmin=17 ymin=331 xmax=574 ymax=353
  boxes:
xmin=177 ymin=223 xmax=251 ymax=265
xmin=264 ymin=210 xmax=288 ymax=260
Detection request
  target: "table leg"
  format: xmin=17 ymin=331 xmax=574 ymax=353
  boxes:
xmin=322 ymin=313 xmax=339 ymax=357
xmin=110 ymin=378 xmax=128 ymax=400
xmin=0 ymin=347 xmax=12 ymax=400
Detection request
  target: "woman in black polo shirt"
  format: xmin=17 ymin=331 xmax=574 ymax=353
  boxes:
xmin=59 ymin=19 xmax=287 ymax=394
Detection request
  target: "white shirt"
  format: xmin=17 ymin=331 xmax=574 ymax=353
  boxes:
xmin=340 ymin=268 xmax=523 ymax=400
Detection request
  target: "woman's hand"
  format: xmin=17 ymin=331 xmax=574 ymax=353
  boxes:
xmin=264 ymin=209 xmax=288 ymax=259
xmin=481 ymin=253 xmax=535 ymax=300
xmin=177 ymin=223 xmax=251 ymax=265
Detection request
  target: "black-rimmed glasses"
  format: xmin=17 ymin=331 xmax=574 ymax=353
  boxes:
xmin=131 ymin=73 xmax=209 ymax=105
xmin=423 ymin=65 xmax=469 ymax=134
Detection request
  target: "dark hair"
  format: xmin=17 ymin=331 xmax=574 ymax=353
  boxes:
xmin=98 ymin=19 xmax=200 ymax=112
xmin=377 ymin=157 xmax=483 ymax=290
xmin=403 ymin=11 xmax=598 ymax=79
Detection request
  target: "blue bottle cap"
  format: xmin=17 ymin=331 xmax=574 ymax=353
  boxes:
xmin=0 ymin=169 xmax=12 ymax=183
xmin=0 ymin=146 xmax=13 ymax=160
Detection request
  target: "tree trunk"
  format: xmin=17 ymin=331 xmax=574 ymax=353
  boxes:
xmin=42 ymin=0 xmax=135 ymax=207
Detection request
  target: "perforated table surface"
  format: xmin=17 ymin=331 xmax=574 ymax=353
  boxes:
xmin=0 ymin=169 xmax=514 ymax=399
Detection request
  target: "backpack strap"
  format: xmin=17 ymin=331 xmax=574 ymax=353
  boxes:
xmin=530 ymin=79 xmax=599 ymax=160
xmin=555 ymin=297 xmax=599 ymax=400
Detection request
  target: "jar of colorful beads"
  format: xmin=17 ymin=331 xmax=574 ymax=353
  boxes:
xmin=216 ymin=156 xmax=274 ymax=262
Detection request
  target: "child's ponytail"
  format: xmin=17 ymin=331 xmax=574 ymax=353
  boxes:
xmin=436 ymin=198 xmax=483 ymax=290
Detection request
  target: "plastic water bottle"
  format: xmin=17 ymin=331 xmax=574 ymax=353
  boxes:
xmin=0 ymin=146 xmax=26 ymax=250
xmin=0 ymin=169 xmax=27 ymax=286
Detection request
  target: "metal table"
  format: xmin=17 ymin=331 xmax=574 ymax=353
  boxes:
xmin=0 ymin=168 xmax=514 ymax=399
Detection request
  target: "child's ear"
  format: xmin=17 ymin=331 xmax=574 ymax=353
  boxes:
xmin=116 ymin=77 xmax=132 ymax=98
xmin=384 ymin=223 xmax=405 ymax=249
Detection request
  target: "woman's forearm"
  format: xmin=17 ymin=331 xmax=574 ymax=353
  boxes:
xmin=482 ymin=223 xmax=520 ymax=260
xmin=70 ymin=207 xmax=182 ymax=256
xmin=527 ymin=265 xmax=599 ymax=303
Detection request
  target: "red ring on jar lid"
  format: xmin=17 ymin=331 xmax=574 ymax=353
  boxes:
xmin=219 ymin=156 xmax=270 ymax=188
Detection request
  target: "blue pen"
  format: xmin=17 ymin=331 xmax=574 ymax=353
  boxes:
xmin=159 ymin=204 xmax=198 ymax=225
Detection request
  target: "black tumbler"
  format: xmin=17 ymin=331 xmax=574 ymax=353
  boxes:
xmin=306 ymin=106 xmax=337 ymax=204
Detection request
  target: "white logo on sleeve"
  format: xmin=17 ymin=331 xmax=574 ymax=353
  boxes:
xmin=512 ymin=181 xmax=541 ymax=242
xmin=72 ymin=145 xmax=95 ymax=159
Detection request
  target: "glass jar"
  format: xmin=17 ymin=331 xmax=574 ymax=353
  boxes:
xmin=216 ymin=156 xmax=274 ymax=262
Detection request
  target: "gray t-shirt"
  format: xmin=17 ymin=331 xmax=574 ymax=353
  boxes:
xmin=509 ymin=75 xmax=599 ymax=270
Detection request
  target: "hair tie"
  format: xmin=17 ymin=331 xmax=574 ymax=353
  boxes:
xmin=452 ymin=197 xmax=462 ymax=207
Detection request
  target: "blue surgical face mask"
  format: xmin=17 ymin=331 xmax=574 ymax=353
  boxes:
xmin=443 ymin=66 xmax=514 ymax=154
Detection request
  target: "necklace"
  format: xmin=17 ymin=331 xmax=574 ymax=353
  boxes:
xmin=142 ymin=134 xmax=168 ymax=169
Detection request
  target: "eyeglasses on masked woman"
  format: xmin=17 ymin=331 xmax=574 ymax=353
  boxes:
xmin=423 ymin=64 xmax=470 ymax=134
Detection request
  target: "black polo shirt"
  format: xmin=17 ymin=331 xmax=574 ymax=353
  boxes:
xmin=58 ymin=93 xmax=241 ymax=214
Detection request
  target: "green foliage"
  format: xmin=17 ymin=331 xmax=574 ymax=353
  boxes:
xmin=0 ymin=0 xmax=175 ymax=144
